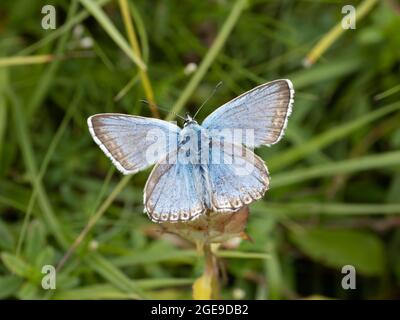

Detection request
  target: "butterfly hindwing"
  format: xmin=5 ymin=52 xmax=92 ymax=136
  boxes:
xmin=207 ymin=140 xmax=270 ymax=212
xmin=202 ymin=79 xmax=294 ymax=147
xmin=144 ymin=151 xmax=207 ymax=222
xmin=88 ymin=113 xmax=180 ymax=174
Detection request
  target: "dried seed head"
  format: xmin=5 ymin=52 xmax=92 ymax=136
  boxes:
xmin=162 ymin=207 xmax=250 ymax=245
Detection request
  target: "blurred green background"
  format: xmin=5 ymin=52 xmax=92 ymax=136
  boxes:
xmin=1 ymin=0 xmax=400 ymax=299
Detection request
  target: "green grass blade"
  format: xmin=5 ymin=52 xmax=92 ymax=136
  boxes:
xmin=304 ymin=0 xmax=378 ymax=66
xmin=110 ymin=249 xmax=269 ymax=267
xmin=27 ymin=0 xmax=79 ymax=117
xmin=265 ymin=240 xmax=283 ymax=299
xmin=253 ymin=202 xmax=400 ymax=216
xmin=85 ymin=253 xmax=147 ymax=299
xmin=18 ymin=0 xmax=111 ymax=55
xmin=79 ymin=0 xmax=146 ymax=70
xmin=216 ymin=251 xmax=270 ymax=259
xmin=53 ymin=285 xmax=139 ymax=300
xmin=0 ymin=55 xmax=56 ymax=67
xmin=56 ymin=173 xmax=130 ymax=270
xmin=8 ymin=89 xmax=69 ymax=249
xmin=129 ymin=1 xmax=149 ymax=63
xmin=269 ymin=102 xmax=400 ymax=172
xmin=16 ymin=91 xmax=82 ymax=256
xmin=0 ymin=69 xmax=7 ymax=158
xmin=289 ymin=56 xmax=361 ymax=90
xmin=53 ymin=278 xmax=194 ymax=299
xmin=166 ymin=0 xmax=248 ymax=120
xmin=375 ymin=84 xmax=400 ymax=101
xmin=272 ymin=151 xmax=400 ymax=188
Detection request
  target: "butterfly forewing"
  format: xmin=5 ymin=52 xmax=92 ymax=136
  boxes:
xmin=202 ymin=79 xmax=294 ymax=147
xmin=88 ymin=114 xmax=180 ymax=174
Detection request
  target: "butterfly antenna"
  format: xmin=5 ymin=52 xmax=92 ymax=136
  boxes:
xmin=140 ymin=100 xmax=186 ymax=121
xmin=193 ymin=81 xmax=223 ymax=120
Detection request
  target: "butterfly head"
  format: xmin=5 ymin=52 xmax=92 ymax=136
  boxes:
xmin=184 ymin=113 xmax=197 ymax=127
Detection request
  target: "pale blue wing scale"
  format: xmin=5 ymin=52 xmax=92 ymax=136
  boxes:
xmin=87 ymin=113 xmax=180 ymax=174
xmin=144 ymin=151 xmax=207 ymax=222
xmin=202 ymin=79 xmax=294 ymax=147
xmin=207 ymin=140 xmax=270 ymax=212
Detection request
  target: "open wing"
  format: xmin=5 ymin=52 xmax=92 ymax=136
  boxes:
xmin=143 ymin=151 xmax=207 ymax=222
xmin=207 ymin=140 xmax=270 ymax=212
xmin=88 ymin=113 xmax=180 ymax=174
xmin=202 ymin=79 xmax=294 ymax=147
xmin=144 ymin=136 xmax=270 ymax=221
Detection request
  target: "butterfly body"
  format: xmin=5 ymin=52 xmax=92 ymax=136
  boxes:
xmin=88 ymin=79 xmax=294 ymax=222
xmin=179 ymin=121 xmax=207 ymax=159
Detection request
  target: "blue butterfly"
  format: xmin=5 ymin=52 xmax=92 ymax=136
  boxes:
xmin=88 ymin=79 xmax=294 ymax=222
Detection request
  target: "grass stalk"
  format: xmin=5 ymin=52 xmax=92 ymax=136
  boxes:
xmin=57 ymin=175 xmax=131 ymax=270
xmin=0 ymin=55 xmax=56 ymax=67
xmin=304 ymin=0 xmax=378 ymax=66
xmin=193 ymin=244 xmax=219 ymax=300
xmin=166 ymin=0 xmax=248 ymax=121
xmin=8 ymin=89 xmax=69 ymax=249
xmin=18 ymin=0 xmax=111 ymax=55
xmin=272 ymin=150 xmax=400 ymax=188
xmin=79 ymin=0 xmax=146 ymax=70
xmin=15 ymin=91 xmax=82 ymax=257
xmin=253 ymin=202 xmax=400 ymax=216
xmin=269 ymin=101 xmax=400 ymax=172
xmin=85 ymin=253 xmax=147 ymax=299
xmin=118 ymin=0 xmax=159 ymax=118
xmin=27 ymin=0 xmax=79 ymax=117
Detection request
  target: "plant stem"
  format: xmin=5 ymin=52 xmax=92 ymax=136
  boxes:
xmin=79 ymin=0 xmax=146 ymax=70
xmin=166 ymin=0 xmax=248 ymax=121
xmin=0 ymin=55 xmax=56 ymax=67
xmin=193 ymin=243 xmax=219 ymax=300
xmin=58 ymin=0 xmax=158 ymax=269
xmin=57 ymin=175 xmax=131 ymax=270
xmin=118 ymin=0 xmax=159 ymax=118
xmin=304 ymin=0 xmax=378 ymax=66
